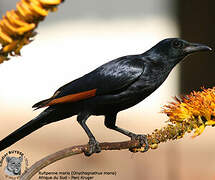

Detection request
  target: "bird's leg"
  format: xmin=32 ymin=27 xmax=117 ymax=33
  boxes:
xmin=77 ymin=112 xmax=101 ymax=156
xmin=105 ymin=113 xmax=149 ymax=152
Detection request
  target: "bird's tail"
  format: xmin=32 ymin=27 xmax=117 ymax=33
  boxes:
xmin=0 ymin=108 xmax=55 ymax=152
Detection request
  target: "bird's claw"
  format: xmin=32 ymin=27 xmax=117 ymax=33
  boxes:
xmin=129 ymin=134 xmax=149 ymax=153
xmin=84 ymin=138 xmax=101 ymax=156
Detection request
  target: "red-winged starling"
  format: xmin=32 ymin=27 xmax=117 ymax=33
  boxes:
xmin=0 ymin=38 xmax=212 ymax=156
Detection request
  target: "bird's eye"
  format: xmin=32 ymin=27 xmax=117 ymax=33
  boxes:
xmin=172 ymin=40 xmax=183 ymax=49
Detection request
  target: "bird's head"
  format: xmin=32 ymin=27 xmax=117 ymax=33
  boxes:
xmin=145 ymin=38 xmax=212 ymax=65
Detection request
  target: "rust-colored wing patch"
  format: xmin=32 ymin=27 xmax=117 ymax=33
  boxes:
xmin=46 ymin=89 xmax=97 ymax=107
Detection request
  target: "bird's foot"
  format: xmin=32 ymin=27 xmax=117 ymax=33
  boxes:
xmin=84 ymin=138 xmax=101 ymax=156
xmin=129 ymin=134 xmax=149 ymax=153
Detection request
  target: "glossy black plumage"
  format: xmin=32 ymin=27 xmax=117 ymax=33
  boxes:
xmin=0 ymin=38 xmax=211 ymax=155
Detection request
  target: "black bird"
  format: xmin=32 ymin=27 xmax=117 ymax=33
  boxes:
xmin=0 ymin=38 xmax=211 ymax=156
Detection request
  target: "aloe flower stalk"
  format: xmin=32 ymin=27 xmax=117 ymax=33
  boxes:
xmin=133 ymin=87 xmax=215 ymax=152
xmin=0 ymin=0 xmax=64 ymax=64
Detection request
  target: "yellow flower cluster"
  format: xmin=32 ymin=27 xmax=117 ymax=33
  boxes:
xmin=0 ymin=0 xmax=64 ymax=64
xmin=163 ymin=87 xmax=215 ymax=137
xmin=133 ymin=87 xmax=215 ymax=152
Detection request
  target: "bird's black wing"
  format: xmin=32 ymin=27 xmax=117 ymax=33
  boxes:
xmin=33 ymin=55 xmax=145 ymax=109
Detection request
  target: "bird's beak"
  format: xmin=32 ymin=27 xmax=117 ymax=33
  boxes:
xmin=184 ymin=43 xmax=212 ymax=54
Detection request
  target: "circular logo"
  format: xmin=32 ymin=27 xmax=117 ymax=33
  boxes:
xmin=0 ymin=150 xmax=29 ymax=179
